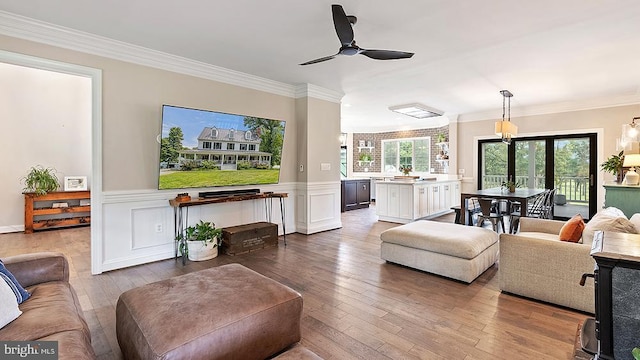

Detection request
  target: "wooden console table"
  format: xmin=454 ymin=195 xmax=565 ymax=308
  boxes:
xmin=24 ymin=191 xmax=91 ymax=233
xmin=169 ymin=192 xmax=288 ymax=265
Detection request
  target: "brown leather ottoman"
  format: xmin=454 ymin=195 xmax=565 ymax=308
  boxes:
xmin=116 ymin=263 xmax=303 ymax=360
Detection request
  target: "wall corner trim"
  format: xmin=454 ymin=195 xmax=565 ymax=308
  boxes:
xmin=294 ymin=83 xmax=344 ymax=103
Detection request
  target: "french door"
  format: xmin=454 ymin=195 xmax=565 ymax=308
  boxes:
xmin=479 ymin=133 xmax=597 ymax=220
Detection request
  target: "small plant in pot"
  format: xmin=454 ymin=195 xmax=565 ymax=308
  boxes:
xmin=178 ymin=220 xmax=223 ymax=261
xmin=601 ymin=150 xmax=624 ymax=183
xmin=21 ymin=165 xmax=60 ymax=195
xmin=501 ymin=180 xmax=520 ymax=193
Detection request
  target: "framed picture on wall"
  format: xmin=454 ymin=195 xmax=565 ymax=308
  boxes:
xmin=358 ymin=140 xmax=365 ymax=147
xmin=64 ymin=176 xmax=88 ymax=191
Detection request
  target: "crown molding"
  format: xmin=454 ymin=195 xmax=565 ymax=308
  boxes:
xmin=458 ymin=93 xmax=640 ymax=123
xmin=0 ymin=11 xmax=302 ymax=98
xmin=295 ymin=84 xmax=344 ymax=103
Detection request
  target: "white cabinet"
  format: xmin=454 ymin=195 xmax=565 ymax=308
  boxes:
xmin=376 ymin=180 xmax=461 ymax=224
xmin=416 ymin=185 xmax=430 ymax=219
xmin=450 ymin=181 xmax=461 ymax=207
xmin=376 ymin=183 xmax=389 ymax=216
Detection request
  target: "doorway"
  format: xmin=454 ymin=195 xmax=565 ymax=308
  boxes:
xmin=0 ymin=50 xmax=102 ymax=273
xmin=479 ymin=133 xmax=597 ymax=220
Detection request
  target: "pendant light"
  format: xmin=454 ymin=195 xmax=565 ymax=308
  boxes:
xmin=494 ymin=90 xmax=517 ymax=144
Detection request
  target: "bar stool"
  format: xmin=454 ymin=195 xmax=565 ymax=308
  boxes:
xmin=475 ymin=198 xmax=505 ymax=233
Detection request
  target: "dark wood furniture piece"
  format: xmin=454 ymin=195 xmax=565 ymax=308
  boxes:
xmin=341 ymin=179 xmax=370 ymax=212
xmin=460 ymin=187 xmax=546 ymax=225
xmin=24 ymin=191 xmax=91 ymax=233
xmin=587 ymin=231 xmax=640 ymax=360
xmin=169 ymin=192 xmax=287 ymax=265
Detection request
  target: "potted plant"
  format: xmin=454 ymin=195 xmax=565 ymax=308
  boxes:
xmin=399 ymin=165 xmax=413 ymax=176
xmin=359 ymin=153 xmax=372 ymax=162
xmin=179 ymin=220 xmax=223 ymax=261
xmin=601 ymin=150 xmax=624 ymax=183
xmin=436 ymin=133 xmax=447 ymax=143
xmin=21 ymin=165 xmax=59 ymax=195
xmin=501 ymin=179 xmax=520 ymax=192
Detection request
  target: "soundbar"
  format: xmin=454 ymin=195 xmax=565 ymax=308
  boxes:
xmin=199 ymin=189 xmax=260 ymax=198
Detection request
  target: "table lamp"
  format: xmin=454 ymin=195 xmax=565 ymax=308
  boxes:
xmin=623 ymin=154 xmax=640 ymax=185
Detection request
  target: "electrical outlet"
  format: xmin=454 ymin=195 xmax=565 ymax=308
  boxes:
xmin=155 ymin=223 xmax=163 ymax=233
xmin=299 ymin=164 xmax=304 ymax=172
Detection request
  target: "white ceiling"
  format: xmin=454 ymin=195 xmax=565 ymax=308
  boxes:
xmin=2 ymin=0 xmax=640 ymax=132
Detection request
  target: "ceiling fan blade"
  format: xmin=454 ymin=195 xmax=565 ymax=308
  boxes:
xmin=332 ymin=4 xmax=354 ymax=46
xmin=299 ymin=54 xmax=338 ymax=66
xmin=360 ymin=49 xmax=414 ymax=60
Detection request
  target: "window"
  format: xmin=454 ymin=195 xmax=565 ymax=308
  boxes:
xmin=239 ymin=144 xmax=248 ymax=151
xmin=245 ymin=130 xmax=252 ymax=140
xmin=202 ymin=141 xmax=212 ymax=149
xmin=248 ymin=144 xmax=256 ymax=151
xmin=213 ymin=142 xmax=222 ymax=150
xmin=382 ymin=137 xmax=431 ymax=173
xmin=227 ymin=143 xmax=235 ymax=150
xmin=210 ymin=128 xmax=218 ymax=138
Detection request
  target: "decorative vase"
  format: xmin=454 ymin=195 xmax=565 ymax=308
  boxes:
xmin=186 ymin=240 xmax=219 ymax=261
xmin=508 ymin=185 xmax=516 ymax=193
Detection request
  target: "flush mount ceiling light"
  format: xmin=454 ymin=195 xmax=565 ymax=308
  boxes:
xmin=388 ymin=103 xmax=443 ymax=119
xmin=494 ymin=90 xmax=517 ymax=144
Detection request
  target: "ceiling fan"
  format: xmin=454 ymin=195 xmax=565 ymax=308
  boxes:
xmin=299 ymin=4 xmax=415 ymax=66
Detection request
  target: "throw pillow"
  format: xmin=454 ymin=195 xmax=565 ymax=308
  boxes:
xmin=630 ymin=213 xmax=640 ymax=232
xmin=0 ymin=276 xmax=22 ymax=329
xmin=559 ymin=214 xmax=585 ymax=242
xmin=582 ymin=213 xmax=639 ymax=246
xmin=0 ymin=260 xmax=30 ymax=304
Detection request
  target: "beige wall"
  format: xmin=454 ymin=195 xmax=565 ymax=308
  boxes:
xmin=457 ymin=104 xmax=640 ymax=208
xmin=305 ymin=97 xmax=341 ymax=183
xmin=0 ymin=34 xmax=298 ymax=193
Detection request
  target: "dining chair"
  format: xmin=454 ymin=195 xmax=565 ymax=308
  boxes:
xmin=527 ymin=190 xmax=551 ymax=218
xmin=509 ymin=190 xmax=550 ymax=233
xmin=475 ymin=197 xmax=506 ymax=233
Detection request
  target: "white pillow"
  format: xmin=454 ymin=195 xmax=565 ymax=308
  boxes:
xmin=582 ymin=212 xmax=638 ymax=245
xmin=600 ymin=207 xmax=627 ymax=218
xmin=0 ymin=279 xmax=22 ymax=329
xmin=630 ymin=213 xmax=640 ymax=232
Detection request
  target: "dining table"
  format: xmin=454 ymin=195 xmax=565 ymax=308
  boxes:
xmin=459 ymin=187 xmax=547 ymax=225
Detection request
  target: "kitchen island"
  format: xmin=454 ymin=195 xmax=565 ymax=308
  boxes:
xmin=375 ymin=178 xmax=461 ymax=224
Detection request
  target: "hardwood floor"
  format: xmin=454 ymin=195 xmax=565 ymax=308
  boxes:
xmin=0 ymin=207 xmax=589 ymax=359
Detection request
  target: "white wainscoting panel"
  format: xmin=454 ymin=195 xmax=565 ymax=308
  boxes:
xmin=296 ymin=181 xmax=342 ymax=234
xmin=98 ymin=183 xmax=297 ymax=273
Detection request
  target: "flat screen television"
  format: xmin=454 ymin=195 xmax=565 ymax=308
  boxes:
xmin=158 ymin=105 xmax=286 ymax=190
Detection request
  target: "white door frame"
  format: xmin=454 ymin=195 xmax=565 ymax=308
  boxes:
xmin=0 ymin=50 xmax=103 ymax=274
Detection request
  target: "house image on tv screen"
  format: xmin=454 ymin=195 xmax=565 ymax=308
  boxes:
xmin=177 ymin=127 xmax=272 ymax=170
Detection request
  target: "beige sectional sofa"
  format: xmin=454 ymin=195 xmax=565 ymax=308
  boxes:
xmin=499 ymin=217 xmax=595 ymax=313
xmin=499 ymin=208 xmax=640 ymax=314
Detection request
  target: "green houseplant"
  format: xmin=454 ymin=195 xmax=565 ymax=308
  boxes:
xmin=601 ymin=150 xmax=624 ymax=183
xmin=21 ymin=166 xmax=59 ymax=195
xmin=501 ymin=179 xmax=520 ymax=192
xmin=179 ymin=220 xmax=223 ymax=261
xmin=359 ymin=153 xmax=372 ymax=162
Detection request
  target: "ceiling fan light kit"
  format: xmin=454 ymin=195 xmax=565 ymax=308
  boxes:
xmin=300 ymin=4 xmax=414 ymax=66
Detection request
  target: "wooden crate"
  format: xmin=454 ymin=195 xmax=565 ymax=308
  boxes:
xmin=222 ymin=222 xmax=278 ymax=255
